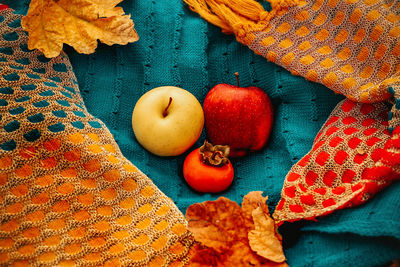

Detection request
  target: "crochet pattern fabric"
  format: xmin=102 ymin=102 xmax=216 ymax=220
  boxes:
xmin=6 ymin=0 xmax=400 ymax=266
xmin=184 ymin=0 xmax=400 ymax=103
xmin=184 ymin=0 xmax=400 ymax=224
xmin=274 ymin=99 xmax=396 ymax=223
xmin=0 ymin=9 xmax=193 ymax=266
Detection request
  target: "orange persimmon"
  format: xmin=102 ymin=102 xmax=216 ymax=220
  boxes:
xmin=183 ymin=141 xmax=234 ymax=193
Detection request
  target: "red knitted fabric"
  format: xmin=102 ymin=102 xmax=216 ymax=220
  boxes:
xmin=273 ymin=99 xmax=400 ymax=224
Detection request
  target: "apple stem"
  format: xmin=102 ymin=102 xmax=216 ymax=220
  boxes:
xmin=235 ymin=72 xmax=240 ymax=87
xmin=163 ymin=97 xmax=173 ymax=117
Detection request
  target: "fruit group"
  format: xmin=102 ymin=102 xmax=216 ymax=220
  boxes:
xmin=132 ymin=86 xmax=204 ymax=156
xmin=203 ymin=73 xmax=273 ymax=157
xmin=183 ymin=141 xmax=234 ymax=193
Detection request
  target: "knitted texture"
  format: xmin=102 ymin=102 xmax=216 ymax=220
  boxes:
xmin=251 ymin=0 xmax=399 ymax=104
xmin=6 ymin=1 xmax=400 ymax=266
xmin=274 ymin=99 xmax=396 ymax=223
xmin=184 ymin=0 xmax=400 ymax=103
xmin=0 ymin=9 xmax=194 ymax=266
xmin=389 ymin=85 xmax=400 ymax=132
xmin=184 ymin=0 xmax=400 ymax=224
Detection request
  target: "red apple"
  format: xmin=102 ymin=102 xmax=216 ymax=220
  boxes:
xmin=203 ymin=73 xmax=273 ymax=157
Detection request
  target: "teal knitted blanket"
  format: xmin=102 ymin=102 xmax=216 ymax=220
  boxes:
xmin=8 ymin=0 xmax=400 ymax=266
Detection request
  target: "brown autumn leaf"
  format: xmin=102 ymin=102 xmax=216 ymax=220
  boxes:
xmin=21 ymin=0 xmax=139 ymax=58
xmin=186 ymin=192 xmax=287 ymax=267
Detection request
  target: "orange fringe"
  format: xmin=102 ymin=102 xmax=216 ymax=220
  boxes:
xmin=183 ymin=0 xmax=298 ymax=45
xmin=183 ymin=0 xmax=268 ymax=44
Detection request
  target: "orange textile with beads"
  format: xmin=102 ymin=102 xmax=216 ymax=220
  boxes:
xmin=184 ymin=0 xmax=400 ymax=224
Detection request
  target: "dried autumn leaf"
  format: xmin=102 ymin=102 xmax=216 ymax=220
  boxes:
xmin=186 ymin=197 xmax=248 ymax=253
xmin=186 ymin=192 xmax=288 ymax=267
xmin=242 ymin=192 xmax=285 ymax=263
xmin=249 ymin=207 xmax=286 ymax=263
xmin=242 ymin=191 xmax=270 ymax=227
xmin=21 ymin=0 xmax=139 ymax=58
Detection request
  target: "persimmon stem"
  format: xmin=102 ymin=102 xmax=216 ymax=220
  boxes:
xmin=235 ymin=72 xmax=240 ymax=87
xmin=200 ymin=141 xmax=230 ymax=166
xmin=163 ymin=97 xmax=173 ymax=117
xmin=211 ymin=151 xmax=223 ymax=161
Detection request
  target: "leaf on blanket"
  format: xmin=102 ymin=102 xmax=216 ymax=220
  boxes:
xmin=249 ymin=207 xmax=286 ymax=263
xmin=186 ymin=191 xmax=287 ymax=266
xmin=21 ymin=0 xmax=139 ymax=58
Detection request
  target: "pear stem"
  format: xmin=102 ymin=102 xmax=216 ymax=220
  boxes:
xmin=235 ymin=72 xmax=240 ymax=87
xmin=163 ymin=97 xmax=173 ymax=117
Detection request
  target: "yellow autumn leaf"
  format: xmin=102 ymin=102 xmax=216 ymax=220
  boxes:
xmin=21 ymin=0 xmax=139 ymax=58
xmin=248 ymin=207 xmax=286 ymax=263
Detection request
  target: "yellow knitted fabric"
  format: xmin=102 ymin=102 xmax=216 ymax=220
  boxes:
xmin=184 ymin=0 xmax=400 ymax=103
xmin=0 ymin=9 xmax=194 ymax=266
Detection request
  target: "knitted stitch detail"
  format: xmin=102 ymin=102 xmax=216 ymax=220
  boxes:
xmin=184 ymin=0 xmax=400 ymax=223
xmin=0 ymin=9 xmax=194 ymax=266
xmin=273 ymin=99 xmax=398 ymax=223
xmin=388 ymin=80 xmax=400 ymax=132
xmin=184 ymin=0 xmax=400 ymax=104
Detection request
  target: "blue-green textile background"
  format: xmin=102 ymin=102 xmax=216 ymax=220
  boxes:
xmin=8 ymin=1 xmax=400 ymax=266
